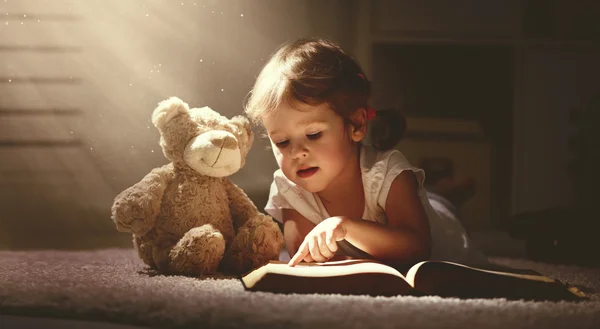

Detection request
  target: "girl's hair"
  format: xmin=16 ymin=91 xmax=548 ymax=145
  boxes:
xmin=369 ymin=108 xmax=407 ymax=151
xmin=244 ymin=37 xmax=405 ymax=151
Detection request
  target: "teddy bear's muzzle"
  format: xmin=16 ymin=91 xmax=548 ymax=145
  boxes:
xmin=184 ymin=130 xmax=242 ymax=177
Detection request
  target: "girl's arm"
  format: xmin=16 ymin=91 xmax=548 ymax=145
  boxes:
xmin=343 ymin=170 xmax=432 ymax=266
xmin=288 ymin=170 xmax=431 ymax=267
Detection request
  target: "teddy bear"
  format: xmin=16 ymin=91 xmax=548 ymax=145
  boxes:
xmin=111 ymin=97 xmax=283 ymax=276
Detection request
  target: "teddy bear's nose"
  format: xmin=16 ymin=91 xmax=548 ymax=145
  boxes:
xmin=209 ymin=133 xmax=237 ymax=150
xmin=184 ymin=130 xmax=242 ymax=176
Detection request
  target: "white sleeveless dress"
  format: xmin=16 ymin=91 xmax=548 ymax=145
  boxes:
xmin=265 ymin=145 xmax=487 ymax=265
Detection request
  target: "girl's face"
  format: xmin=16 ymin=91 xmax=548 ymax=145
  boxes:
xmin=262 ymin=101 xmax=365 ymax=193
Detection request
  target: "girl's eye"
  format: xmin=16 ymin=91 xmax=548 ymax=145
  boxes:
xmin=306 ymin=132 xmax=322 ymax=140
xmin=275 ymin=140 xmax=289 ymax=148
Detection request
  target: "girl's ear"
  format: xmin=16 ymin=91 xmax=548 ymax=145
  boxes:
xmin=349 ymin=108 xmax=367 ymax=142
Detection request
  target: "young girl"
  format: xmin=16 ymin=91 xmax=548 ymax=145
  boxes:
xmin=244 ymin=37 xmax=486 ymax=268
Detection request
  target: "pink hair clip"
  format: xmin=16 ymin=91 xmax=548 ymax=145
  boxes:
xmin=357 ymin=73 xmax=365 ymax=80
xmin=366 ymin=107 xmax=376 ymax=121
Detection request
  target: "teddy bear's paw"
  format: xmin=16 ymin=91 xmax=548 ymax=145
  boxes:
xmin=250 ymin=215 xmax=284 ymax=265
xmin=247 ymin=214 xmax=285 ymax=252
xmin=111 ymin=198 xmax=156 ymax=236
xmin=220 ymin=250 xmax=260 ymax=275
xmin=113 ymin=214 xmax=153 ymax=237
xmin=168 ymin=225 xmax=226 ymax=275
xmin=220 ymin=215 xmax=284 ymax=274
xmin=133 ymin=235 xmax=156 ymax=268
xmin=130 ymin=218 xmax=155 ymax=236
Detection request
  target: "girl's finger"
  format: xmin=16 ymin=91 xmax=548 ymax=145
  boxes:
xmin=303 ymin=254 xmax=314 ymax=263
xmin=325 ymin=229 xmax=338 ymax=253
xmin=288 ymin=240 xmax=309 ymax=267
xmin=317 ymin=233 xmax=335 ymax=259
xmin=308 ymin=236 xmax=327 ymax=263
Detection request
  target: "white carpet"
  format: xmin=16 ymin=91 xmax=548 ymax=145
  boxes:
xmin=1 ymin=249 xmax=599 ymax=329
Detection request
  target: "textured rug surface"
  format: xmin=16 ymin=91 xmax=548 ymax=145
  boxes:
xmin=1 ymin=248 xmax=600 ymax=329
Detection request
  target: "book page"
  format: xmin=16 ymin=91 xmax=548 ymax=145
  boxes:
xmin=405 ymin=261 xmax=555 ymax=286
xmin=244 ymin=259 xmax=405 ymax=282
xmin=241 ymin=260 xmax=416 ymax=296
xmin=405 ymin=261 xmax=583 ymax=300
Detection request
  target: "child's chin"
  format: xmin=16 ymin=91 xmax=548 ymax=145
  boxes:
xmin=298 ymin=182 xmax=325 ymax=194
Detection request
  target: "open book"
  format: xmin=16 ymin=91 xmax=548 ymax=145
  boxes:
xmin=240 ymin=259 xmax=587 ymax=300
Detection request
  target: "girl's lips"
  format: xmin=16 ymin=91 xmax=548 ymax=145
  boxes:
xmin=297 ymin=167 xmax=319 ymax=178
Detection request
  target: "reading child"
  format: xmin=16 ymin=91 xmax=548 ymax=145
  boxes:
xmin=244 ymin=37 xmax=487 ymax=269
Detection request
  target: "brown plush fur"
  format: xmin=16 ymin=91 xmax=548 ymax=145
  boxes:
xmin=111 ymin=97 xmax=283 ymax=276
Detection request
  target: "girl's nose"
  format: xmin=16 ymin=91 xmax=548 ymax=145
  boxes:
xmin=291 ymin=143 xmax=308 ymax=159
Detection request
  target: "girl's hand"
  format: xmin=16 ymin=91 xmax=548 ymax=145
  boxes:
xmin=288 ymin=216 xmax=348 ymax=266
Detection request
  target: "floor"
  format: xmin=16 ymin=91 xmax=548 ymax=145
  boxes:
xmin=1 ymin=230 xmax=526 ymax=329
xmin=0 ymin=315 xmax=150 ymax=329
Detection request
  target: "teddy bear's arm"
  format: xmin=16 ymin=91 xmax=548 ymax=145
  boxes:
xmin=223 ymin=179 xmax=261 ymax=230
xmin=111 ymin=164 xmax=174 ymax=236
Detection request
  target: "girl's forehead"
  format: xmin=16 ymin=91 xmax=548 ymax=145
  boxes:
xmin=281 ymin=101 xmax=333 ymax=118
xmin=263 ymin=102 xmax=336 ymax=134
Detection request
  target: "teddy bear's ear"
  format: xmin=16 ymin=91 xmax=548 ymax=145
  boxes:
xmin=152 ymin=97 xmax=190 ymax=130
xmin=231 ymin=115 xmax=253 ymax=139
